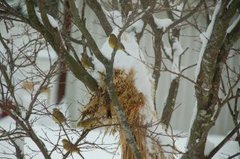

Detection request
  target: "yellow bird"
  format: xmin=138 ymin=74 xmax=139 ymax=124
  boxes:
xmin=40 ymin=86 xmax=49 ymax=93
xmin=52 ymin=108 xmax=66 ymax=124
xmin=62 ymin=139 xmax=80 ymax=153
xmin=108 ymin=34 xmax=130 ymax=56
xmin=77 ymin=118 xmax=99 ymax=129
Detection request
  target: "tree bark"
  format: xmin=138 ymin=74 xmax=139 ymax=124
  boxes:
xmin=56 ymin=0 xmax=71 ymax=104
xmin=86 ymin=0 xmax=112 ymax=36
xmin=161 ymin=77 xmax=180 ymax=127
xmin=26 ymin=0 xmax=99 ymax=92
xmin=182 ymin=1 xmax=240 ymax=158
xmin=105 ymin=51 xmax=143 ymax=159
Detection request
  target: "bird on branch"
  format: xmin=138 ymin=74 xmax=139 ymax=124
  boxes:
xmin=52 ymin=108 xmax=66 ymax=124
xmin=108 ymin=34 xmax=130 ymax=56
xmin=62 ymin=139 xmax=81 ymax=154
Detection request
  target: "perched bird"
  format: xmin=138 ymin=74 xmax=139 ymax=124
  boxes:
xmin=52 ymin=108 xmax=66 ymax=124
xmin=81 ymin=53 xmax=94 ymax=69
xmin=108 ymin=34 xmax=130 ymax=56
xmin=21 ymin=81 xmax=34 ymax=91
xmin=62 ymin=139 xmax=79 ymax=153
xmin=40 ymin=86 xmax=49 ymax=93
xmin=77 ymin=118 xmax=99 ymax=129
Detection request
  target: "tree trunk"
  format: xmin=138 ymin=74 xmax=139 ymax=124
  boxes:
xmin=182 ymin=1 xmax=240 ymax=158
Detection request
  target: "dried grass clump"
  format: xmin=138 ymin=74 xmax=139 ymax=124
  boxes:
xmin=79 ymin=68 xmax=166 ymax=159
xmin=80 ymin=68 xmax=155 ymax=159
xmin=111 ymin=69 xmax=145 ymax=122
xmin=80 ymin=68 xmax=145 ymax=125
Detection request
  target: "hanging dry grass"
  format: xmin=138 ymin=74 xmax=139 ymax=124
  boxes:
xmin=79 ymin=68 xmax=165 ymax=159
xmin=80 ymin=68 xmax=145 ymax=125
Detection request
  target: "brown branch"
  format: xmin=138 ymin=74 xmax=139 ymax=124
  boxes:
xmin=161 ymin=77 xmax=180 ymax=127
xmin=7 ymin=133 xmax=24 ymax=159
xmin=24 ymin=1 xmax=99 ymax=92
xmin=203 ymin=0 xmax=211 ymax=25
xmin=139 ymin=0 xmax=163 ymax=111
xmin=0 ymin=0 xmax=29 ymax=23
xmin=158 ymin=57 xmax=195 ymax=83
xmin=120 ymin=0 xmax=133 ymax=19
xmin=68 ymin=0 xmax=110 ymax=66
xmin=0 ymin=99 xmax=51 ymax=159
xmin=163 ymin=0 xmax=175 ymax=20
xmin=228 ymin=153 xmax=240 ymax=159
xmin=86 ymin=0 xmax=113 ymax=35
xmin=183 ymin=0 xmax=240 ymax=158
xmin=111 ymin=0 xmax=119 ymax=10
xmin=56 ymin=0 xmax=72 ymax=104
xmin=164 ymin=0 xmax=204 ymax=34
xmin=105 ymin=46 xmax=143 ymax=159
xmin=62 ymin=129 xmax=90 ymax=159
xmin=221 ymin=69 xmax=240 ymax=146
xmin=38 ymin=0 xmax=57 ymax=32
xmin=160 ymin=0 xmax=187 ymax=125
xmin=207 ymin=122 xmax=240 ymax=159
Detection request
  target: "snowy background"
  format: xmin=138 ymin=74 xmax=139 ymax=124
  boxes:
xmin=0 ymin=0 xmax=240 ymax=158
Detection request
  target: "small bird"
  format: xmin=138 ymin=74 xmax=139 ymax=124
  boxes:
xmin=62 ymin=139 xmax=80 ymax=153
xmin=40 ymin=86 xmax=49 ymax=93
xmin=21 ymin=81 xmax=34 ymax=91
xmin=77 ymin=118 xmax=98 ymax=129
xmin=81 ymin=53 xmax=94 ymax=69
xmin=108 ymin=34 xmax=130 ymax=56
xmin=52 ymin=108 xmax=66 ymax=124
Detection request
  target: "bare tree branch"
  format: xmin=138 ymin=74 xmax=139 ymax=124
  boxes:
xmin=86 ymin=0 xmax=113 ymax=35
xmin=207 ymin=122 xmax=240 ymax=159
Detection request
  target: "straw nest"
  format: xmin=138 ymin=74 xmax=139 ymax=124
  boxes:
xmin=78 ymin=68 xmax=166 ymax=159
xmin=80 ymin=68 xmax=145 ymax=127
